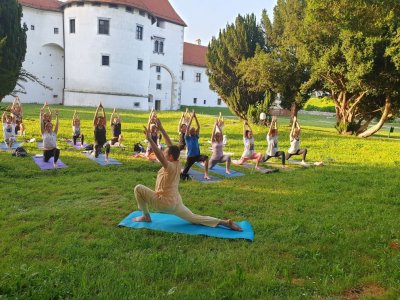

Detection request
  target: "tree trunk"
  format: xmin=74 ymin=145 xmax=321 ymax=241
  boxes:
xmin=357 ymin=97 xmax=391 ymax=138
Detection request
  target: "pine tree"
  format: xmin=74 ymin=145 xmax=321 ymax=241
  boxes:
xmin=206 ymin=14 xmax=265 ymax=120
xmin=0 ymin=0 xmax=27 ymax=102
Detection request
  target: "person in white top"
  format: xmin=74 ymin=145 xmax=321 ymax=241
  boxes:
xmin=286 ymin=116 xmax=307 ymax=164
xmin=72 ymin=110 xmax=84 ymax=147
xmin=40 ymin=107 xmax=60 ymax=168
xmin=235 ymin=121 xmax=263 ymax=169
xmin=210 ymin=120 xmax=231 ymax=174
xmin=2 ymin=112 xmax=16 ymax=149
xmin=263 ymin=116 xmax=286 ymax=167
xmin=133 ymin=115 xmax=241 ymax=231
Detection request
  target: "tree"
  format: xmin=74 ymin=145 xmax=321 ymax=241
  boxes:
xmin=238 ymin=1 xmax=311 ymax=119
xmin=0 ymin=0 xmax=27 ymax=102
xmin=206 ymin=14 xmax=265 ymax=120
xmin=299 ymin=0 xmax=400 ymax=137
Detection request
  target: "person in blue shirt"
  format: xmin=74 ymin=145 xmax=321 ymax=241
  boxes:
xmin=181 ymin=111 xmax=210 ymax=180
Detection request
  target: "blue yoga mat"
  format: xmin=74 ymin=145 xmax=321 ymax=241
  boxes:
xmin=119 ymin=211 xmax=254 ymax=241
xmin=83 ymin=152 xmax=122 ymax=166
xmin=195 ymin=162 xmax=244 ymax=178
xmin=0 ymin=142 xmax=21 ymax=150
xmin=187 ymin=169 xmax=221 ymax=183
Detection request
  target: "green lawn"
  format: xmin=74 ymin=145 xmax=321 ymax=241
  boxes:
xmin=1 ymin=104 xmax=399 ymax=299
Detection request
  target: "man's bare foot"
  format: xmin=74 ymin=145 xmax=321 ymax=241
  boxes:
xmin=133 ymin=214 xmax=151 ymax=222
xmin=53 ymin=162 xmax=57 ymax=168
xmin=255 ymin=166 xmax=260 ymax=170
xmin=226 ymin=170 xmax=231 ymax=174
xmin=282 ymin=165 xmax=287 ymax=169
xmin=222 ymin=219 xmax=242 ymax=231
xmin=204 ymin=174 xmax=210 ymax=180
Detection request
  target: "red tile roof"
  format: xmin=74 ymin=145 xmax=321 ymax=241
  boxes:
xmin=62 ymin=0 xmax=186 ymax=26
xmin=19 ymin=0 xmax=63 ymax=12
xmin=183 ymin=42 xmax=208 ymax=67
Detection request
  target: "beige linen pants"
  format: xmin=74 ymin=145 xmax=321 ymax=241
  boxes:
xmin=134 ymin=184 xmax=220 ymax=227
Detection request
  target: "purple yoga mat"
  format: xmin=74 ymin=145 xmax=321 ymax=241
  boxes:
xmin=32 ymin=155 xmax=68 ymax=170
xmin=67 ymin=140 xmax=87 ymax=149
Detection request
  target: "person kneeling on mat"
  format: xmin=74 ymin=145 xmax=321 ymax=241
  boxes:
xmin=110 ymin=108 xmax=123 ymax=146
xmin=72 ymin=110 xmax=84 ymax=147
xmin=93 ymin=103 xmax=110 ymax=162
xmin=286 ymin=116 xmax=307 ymax=164
xmin=210 ymin=120 xmax=231 ymax=174
xmin=263 ymin=116 xmax=286 ymax=168
xmin=235 ymin=121 xmax=263 ymax=169
xmin=40 ymin=108 xmax=60 ymax=168
xmin=181 ymin=111 xmax=210 ymax=180
xmin=133 ymin=117 xmax=242 ymax=231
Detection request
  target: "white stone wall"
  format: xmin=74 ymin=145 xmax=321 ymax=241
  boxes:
xmin=149 ymin=21 xmax=184 ymax=110
xmin=180 ymin=64 xmax=226 ymax=108
xmin=63 ymin=3 xmax=153 ymax=107
xmin=3 ymin=6 xmax=64 ymax=104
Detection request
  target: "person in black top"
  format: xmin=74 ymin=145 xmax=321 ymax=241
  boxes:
xmin=93 ymin=103 xmax=110 ymax=161
xmin=110 ymin=108 xmax=123 ymax=146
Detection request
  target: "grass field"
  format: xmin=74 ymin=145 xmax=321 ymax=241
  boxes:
xmin=1 ymin=104 xmax=399 ymax=299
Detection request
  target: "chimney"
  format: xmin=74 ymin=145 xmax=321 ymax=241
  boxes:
xmin=195 ymin=39 xmax=201 ymax=45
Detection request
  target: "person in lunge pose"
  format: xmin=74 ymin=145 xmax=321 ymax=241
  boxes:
xmin=263 ymin=116 xmax=286 ymax=167
xmin=286 ymin=116 xmax=307 ymax=164
xmin=93 ymin=103 xmax=110 ymax=161
xmin=110 ymin=108 xmax=123 ymax=146
xmin=210 ymin=120 xmax=231 ymax=174
xmin=2 ymin=112 xmax=16 ymax=149
xmin=40 ymin=108 xmax=60 ymax=168
xmin=234 ymin=121 xmax=262 ymax=169
xmin=72 ymin=110 xmax=84 ymax=147
xmin=133 ymin=117 xmax=242 ymax=231
xmin=11 ymin=97 xmax=25 ymax=136
xmin=181 ymin=111 xmax=210 ymax=180
xmin=177 ymin=109 xmax=190 ymax=151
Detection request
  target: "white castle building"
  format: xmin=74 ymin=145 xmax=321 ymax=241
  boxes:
xmin=4 ymin=0 xmax=225 ymax=110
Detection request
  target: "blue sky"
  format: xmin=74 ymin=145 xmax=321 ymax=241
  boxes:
xmin=169 ymin=0 xmax=277 ymax=46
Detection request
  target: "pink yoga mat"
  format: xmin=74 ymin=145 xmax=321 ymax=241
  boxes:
xmin=32 ymin=155 xmax=68 ymax=170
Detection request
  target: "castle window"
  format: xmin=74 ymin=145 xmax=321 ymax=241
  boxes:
xmin=92 ymin=2 xmax=101 ymax=6
xmin=101 ymin=55 xmax=110 ymax=66
xmin=126 ymin=7 xmax=133 ymax=13
xmin=98 ymin=19 xmax=110 ymax=35
xmin=139 ymin=10 xmax=145 ymax=16
xmin=31 ymin=25 xmax=35 ymax=30
xmin=134 ymin=102 xmax=140 ymax=107
xmin=54 ymin=27 xmax=59 ymax=34
xmin=137 ymin=59 xmax=143 ymax=70
xmin=217 ymin=98 xmax=222 ymax=105
xmin=156 ymin=20 xmax=165 ymax=28
xmin=181 ymin=71 xmax=184 ymax=80
xmin=156 ymin=66 xmax=161 ymax=73
xmin=195 ymin=73 xmax=201 ymax=82
xmin=193 ymin=98 xmax=197 ymax=104
xmin=136 ymin=25 xmax=143 ymax=40
xmin=77 ymin=2 xmax=84 ymax=7
xmin=157 ymin=75 xmax=161 ymax=80
xmin=109 ymin=3 xmax=118 ymax=9
xmin=153 ymin=37 xmax=165 ymax=54
xmin=156 ymin=84 xmax=162 ymax=90
xmin=69 ymin=19 xmax=75 ymax=34
xmin=203 ymin=100 xmax=206 ymax=105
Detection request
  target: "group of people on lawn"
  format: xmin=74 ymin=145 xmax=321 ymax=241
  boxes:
xmin=3 ymin=99 xmax=308 ymax=232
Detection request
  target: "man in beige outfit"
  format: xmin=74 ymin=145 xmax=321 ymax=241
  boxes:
xmin=133 ymin=116 xmax=241 ymax=231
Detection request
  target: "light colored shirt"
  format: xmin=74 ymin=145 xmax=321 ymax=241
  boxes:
xmin=42 ymin=132 xmax=57 ymax=149
xmin=155 ymin=161 xmax=181 ymax=204
xmin=241 ymin=137 xmax=254 ymax=158
xmin=3 ymin=123 xmax=15 ymax=140
xmin=288 ymin=136 xmax=300 ymax=154
xmin=266 ymin=135 xmax=278 ymax=156
xmin=72 ymin=125 xmax=80 ymax=136
xmin=211 ymin=141 xmax=223 ymax=160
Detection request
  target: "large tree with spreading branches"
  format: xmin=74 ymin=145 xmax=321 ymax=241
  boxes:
xmin=299 ymin=0 xmax=400 ymax=137
xmin=206 ymin=14 xmax=265 ymax=120
xmin=0 ymin=0 xmax=27 ymax=102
